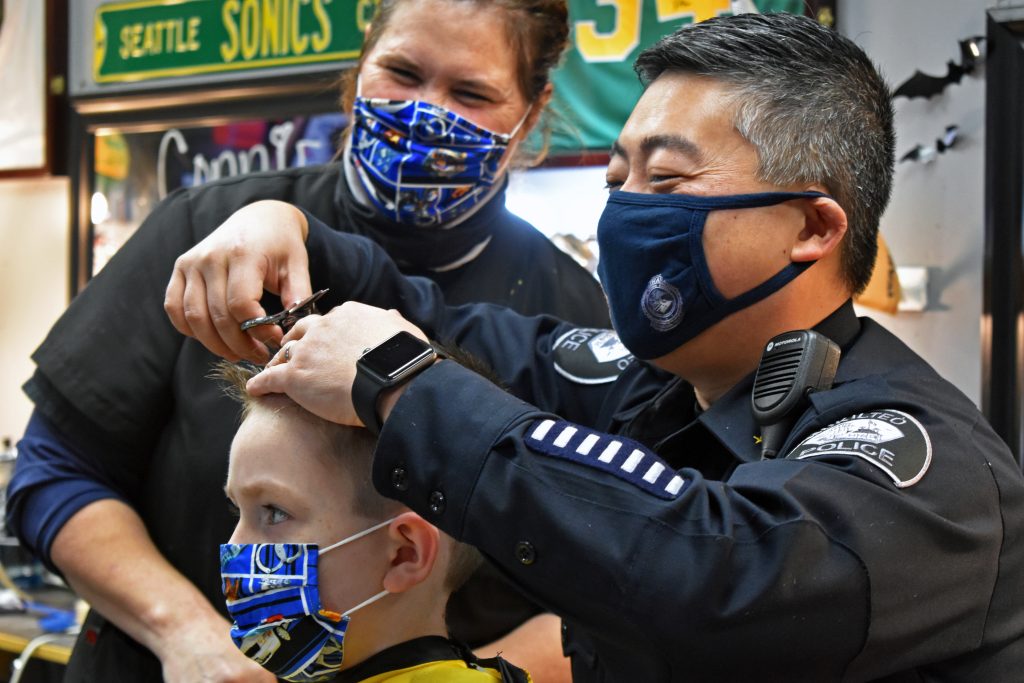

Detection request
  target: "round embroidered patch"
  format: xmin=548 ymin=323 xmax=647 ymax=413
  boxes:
xmin=552 ymin=328 xmax=634 ymax=384
xmin=641 ymin=274 xmax=684 ymax=332
xmin=785 ymin=409 xmax=932 ymax=488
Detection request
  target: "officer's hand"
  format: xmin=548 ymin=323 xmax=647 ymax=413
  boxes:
xmin=157 ymin=615 xmax=277 ymax=683
xmin=247 ymin=302 xmax=429 ymax=426
xmin=164 ymin=200 xmax=312 ymax=363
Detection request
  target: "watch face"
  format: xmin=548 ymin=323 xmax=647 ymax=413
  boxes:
xmin=360 ymin=332 xmax=434 ymax=382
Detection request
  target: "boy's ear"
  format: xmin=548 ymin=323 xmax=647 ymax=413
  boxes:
xmin=381 ymin=511 xmax=440 ymax=594
xmin=790 ymin=193 xmax=848 ymax=263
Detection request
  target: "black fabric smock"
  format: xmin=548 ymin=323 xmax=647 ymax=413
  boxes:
xmin=21 ymin=163 xmax=610 ymax=682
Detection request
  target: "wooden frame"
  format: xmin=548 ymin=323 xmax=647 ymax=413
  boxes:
xmin=69 ymin=74 xmax=344 ymax=296
xmin=981 ymin=6 xmax=1024 ymax=466
xmin=0 ymin=0 xmax=68 ymax=177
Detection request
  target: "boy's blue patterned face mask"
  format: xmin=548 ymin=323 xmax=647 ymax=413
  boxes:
xmin=597 ymin=190 xmax=830 ymax=360
xmin=220 ymin=518 xmax=395 ymax=682
xmin=350 ymin=95 xmax=528 ymax=228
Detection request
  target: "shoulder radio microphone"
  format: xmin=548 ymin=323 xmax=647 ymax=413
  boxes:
xmin=752 ymin=330 xmax=840 ymax=460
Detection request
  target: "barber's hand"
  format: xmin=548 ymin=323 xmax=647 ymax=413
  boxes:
xmin=247 ymin=302 xmax=429 ymax=426
xmin=164 ymin=200 xmax=312 ymax=363
xmin=157 ymin=615 xmax=276 ymax=683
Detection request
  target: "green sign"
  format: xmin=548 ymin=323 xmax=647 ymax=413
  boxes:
xmin=94 ymin=0 xmax=377 ymax=83
xmin=549 ymin=0 xmax=807 ymax=154
xmin=93 ymin=0 xmax=815 ymax=151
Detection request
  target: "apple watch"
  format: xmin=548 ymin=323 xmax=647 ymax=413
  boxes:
xmin=353 ymin=331 xmax=440 ymax=435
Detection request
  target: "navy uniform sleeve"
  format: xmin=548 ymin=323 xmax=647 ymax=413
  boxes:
xmin=305 ymin=216 xmax=630 ymax=425
xmin=372 ymin=362 xmax=869 ymax=679
xmin=375 ymin=358 xmax=1024 ymax=679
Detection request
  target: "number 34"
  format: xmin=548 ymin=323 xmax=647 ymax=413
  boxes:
xmin=575 ymin=0 xmax=733 ymax=62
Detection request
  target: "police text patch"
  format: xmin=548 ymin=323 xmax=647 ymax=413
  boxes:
xmin=525 ymin=419 xmax=686 ymax=499
xmin=785 ymin=409 xmax=932 ymax=488
xmin=552 ymin=328 xmax=634 ymax=384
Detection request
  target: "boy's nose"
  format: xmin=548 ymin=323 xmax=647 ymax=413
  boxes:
xmin=227 ymin=522 xmax=250 ymax=545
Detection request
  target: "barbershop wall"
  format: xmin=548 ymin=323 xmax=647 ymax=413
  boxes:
xmin=511 ymin=0 xmax=991 ymax=405
xmin=0 ymin=0 xmax=999 ymax=445
xmin=0 ymin=178 xmax=70 ymax=443
xmin=840 ymin=0 xmax=989 ymax=405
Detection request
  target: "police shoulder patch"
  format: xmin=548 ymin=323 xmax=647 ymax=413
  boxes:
xmin=784 ymin=409 xmax=932 ymax=488
xmin=525 ymin=419 xmax=686 ymax=499
xmin=552 ymin=328 xmax=634 ymax=384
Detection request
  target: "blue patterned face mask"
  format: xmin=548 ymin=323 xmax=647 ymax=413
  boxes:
xmin=350 ymin=95 xmax=529 ymax=228
xmin=220 ymin=517 xmax=395 ymax=682
xmin=597 ymin=190 xmax=830 ymax=360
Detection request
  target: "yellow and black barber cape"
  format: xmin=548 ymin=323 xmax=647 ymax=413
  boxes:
xmin=335 ymin=636 xmax=531 ymax=683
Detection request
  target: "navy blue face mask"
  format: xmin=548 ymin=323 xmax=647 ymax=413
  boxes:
xmin=596 ymin=190 xmax=831 ymax=360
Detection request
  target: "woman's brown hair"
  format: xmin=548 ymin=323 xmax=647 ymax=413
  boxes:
xmin=339 ymin=0 xmax=570 ymax=164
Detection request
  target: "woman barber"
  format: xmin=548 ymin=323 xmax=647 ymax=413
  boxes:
xmin=6 ymin=2 xmax=606 ymax=681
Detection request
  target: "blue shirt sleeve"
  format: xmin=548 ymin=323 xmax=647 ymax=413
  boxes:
xmin=5 ymin=410 xmax=127 ymax=573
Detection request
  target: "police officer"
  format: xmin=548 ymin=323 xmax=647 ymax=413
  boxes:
xmin=167 ymin=13 xmax=1024 ymax=682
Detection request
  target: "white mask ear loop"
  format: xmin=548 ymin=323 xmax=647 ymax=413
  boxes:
xmin=504 ymin=103 xmax=533 ymax=142
xmin=341 ymin=588 xmax=391 ymax=618
xmin=491 ymin=104 xmax=534 ymax=182
xmin=319 ymin=516 xmax=398 ymax=618
xmin=320 ymin=516 xmax=397 ymax=555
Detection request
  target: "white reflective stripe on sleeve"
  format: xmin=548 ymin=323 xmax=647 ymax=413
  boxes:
xmin=621 ymin=449 xmax=645 ymax=473
xmin=531 ymin=420 xmax=555 ymax=441
xmin=599 ymin=441 xmax=622 ymax=463
xmin=554 ymin=426 xmax=578 ymax=448
xmin=665 ymin=476 xmax=685 ymax=495
xmin=642 ymin=462 xmax=665 ymax=483
xmin=576 ymin=433 xmax=601 ymax=455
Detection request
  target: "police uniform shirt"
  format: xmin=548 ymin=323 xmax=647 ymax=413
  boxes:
xmin=14 ymin=164 xmax=610 ymax=682
xmin=298 ymin=219 xmax=1024 ymax=682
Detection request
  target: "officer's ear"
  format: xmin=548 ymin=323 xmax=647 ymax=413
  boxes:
xmin=381 ymin=511 xmax=439 ymax=594
xmin=790 ymin=191 xmax=848 ymax=263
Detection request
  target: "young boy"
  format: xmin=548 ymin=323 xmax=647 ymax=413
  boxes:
xmin=216 ymin=363 xmax=530 ymax=682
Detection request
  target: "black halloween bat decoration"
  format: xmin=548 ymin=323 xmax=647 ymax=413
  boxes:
xmin=892 ymin=37 xmax=984 ymax=100
xmin=899 ymin=125 xmax=960 ymax=164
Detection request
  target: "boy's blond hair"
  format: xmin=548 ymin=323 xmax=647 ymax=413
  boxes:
xmin=213 ymin=361 xmax=481 ymax=592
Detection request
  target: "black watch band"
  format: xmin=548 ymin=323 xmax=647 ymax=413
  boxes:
xmin=352 ymin=332 xmax=440 ymax=436
xmin=352 ymin=367 xmax=386 ymax=436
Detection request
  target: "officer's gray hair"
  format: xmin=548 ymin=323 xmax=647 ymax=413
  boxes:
xmin=635 ymin=12 xmax=895 ymax=294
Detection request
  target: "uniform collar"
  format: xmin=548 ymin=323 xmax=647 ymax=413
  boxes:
xmin=697 ymin=300 xmax=861 ymax=464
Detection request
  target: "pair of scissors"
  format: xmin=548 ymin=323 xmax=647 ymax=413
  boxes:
xmin=240 ymin=289 xmax=329 ymax=332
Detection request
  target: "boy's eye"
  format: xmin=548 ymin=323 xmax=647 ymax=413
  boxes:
xmin=263 ymin=505 xmax=290 ymax=526
xmin=226 ymin=499 xmax=240 ymax=518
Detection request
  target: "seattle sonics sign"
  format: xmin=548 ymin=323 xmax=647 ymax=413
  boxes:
xmin=93 ymin=0 xmax=377 ymax=83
